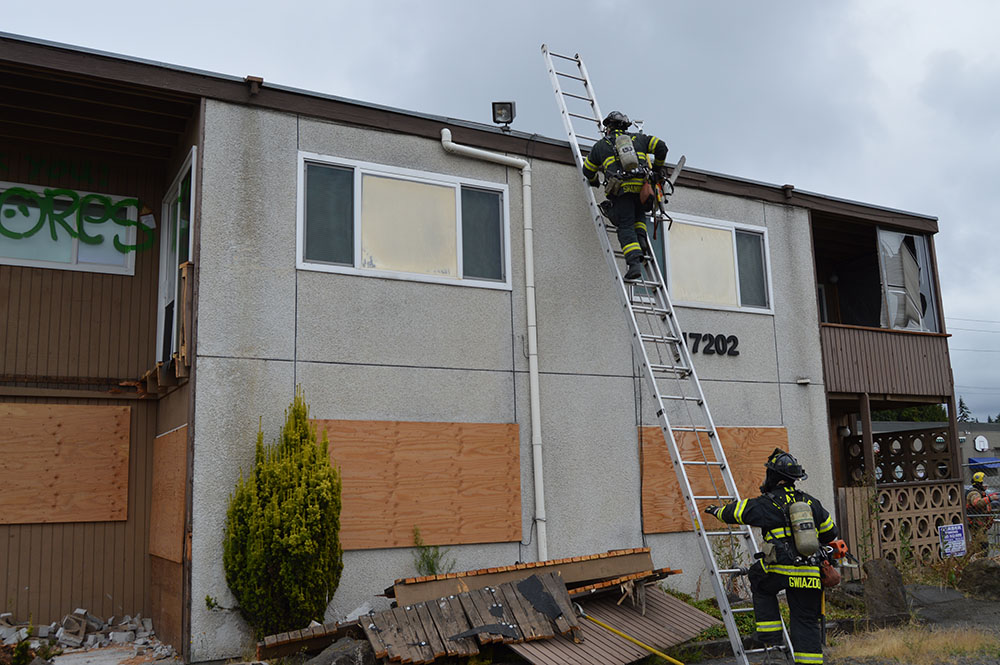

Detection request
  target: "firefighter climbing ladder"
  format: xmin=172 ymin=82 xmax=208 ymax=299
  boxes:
xmin=542 ymin=45 xmax=793 ymax=664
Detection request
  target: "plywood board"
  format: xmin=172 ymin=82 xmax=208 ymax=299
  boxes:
xmin=315 ymin=420 xmax=521 ymax=550
xmin=149 ymin=426 xmax=187 ymax=562
xmin=0 ymin=403 xmax=130 ymax=524
xmin=640 ymin=426 xmax=787 ymax=534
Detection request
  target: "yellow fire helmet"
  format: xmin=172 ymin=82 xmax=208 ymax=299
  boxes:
xmin=973 ymin=471 xmax=986 ymax=484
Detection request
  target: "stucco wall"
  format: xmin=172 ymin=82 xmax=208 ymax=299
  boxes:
xmin=190 ymin=99 xmax=831 ymax=660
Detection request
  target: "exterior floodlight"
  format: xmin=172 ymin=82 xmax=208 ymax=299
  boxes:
xmin=492 ymin=101 xmax=516 ymax=132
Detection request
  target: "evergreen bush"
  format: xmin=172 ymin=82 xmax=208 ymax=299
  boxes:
xmin=223 ymin=387 xmax=343 ymax=638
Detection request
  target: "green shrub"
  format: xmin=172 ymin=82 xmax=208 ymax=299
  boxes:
xmin=223 ymin=387 xmax=344 ymax=638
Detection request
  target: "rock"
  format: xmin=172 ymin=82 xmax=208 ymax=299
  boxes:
xmin=142 ymin=618 xmax=153 ymax=633
xmin=0 ymin=626 xmax=15 ymax=640
xmin=863 ymin=558 xmax=910 ymax=620
xmin=110 ymin=631 xmax=135 ymax=643
xmin=303 ymin=638 xmax=376 ymax=665
xmin=0 ymin=614 xmax=13 ymax=627
xmin=56 ymin=625 xmax=84 ymax=648
xmin=958 ymin=558 xmax=1000 ymax=600
xmin=29 ymin=656 xmax=48 ymax=665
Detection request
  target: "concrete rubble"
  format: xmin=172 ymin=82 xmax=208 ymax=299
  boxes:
xmin=0 ymin=609 xmax=176 ymax=662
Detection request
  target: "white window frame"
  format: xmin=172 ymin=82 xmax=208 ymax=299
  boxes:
xmin=662 ymin=212 xmax=775 ymax=314
xmin=296 ymin=151 xmax=512 ymax=291
xmin=0 ymin=179 xmax=139 ymax=275
xmin=156 ymin=146 xmax=197 ymax=365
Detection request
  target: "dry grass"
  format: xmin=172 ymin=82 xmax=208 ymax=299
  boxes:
xmin=828 ymin=624 xmax=1000 ymax=664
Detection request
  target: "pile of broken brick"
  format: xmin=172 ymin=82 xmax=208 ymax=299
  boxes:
xmin=1 ymin=610 xmax=176 ymax=661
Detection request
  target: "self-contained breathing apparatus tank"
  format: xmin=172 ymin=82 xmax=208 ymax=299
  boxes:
xmin=788 ymin=499 xmax=820 ymax=557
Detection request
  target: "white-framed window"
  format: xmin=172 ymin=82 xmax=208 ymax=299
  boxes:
xmin=0 ymin=180 xmax=147 ymax=275
xmin=156 ymin=147 xmax=196 ymax=364
xmin=296 ymin=151 xmax=511 ymax=290
xmin=657 ymin=213 xmax=773 ymax=313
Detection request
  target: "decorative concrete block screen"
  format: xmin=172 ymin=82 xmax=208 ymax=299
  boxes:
xmin=149 ymin=426 xmax=187 ymax=563
xmin=0 ymin=403 xmax=130 ymax=524
xmin=315 ymin=420 xmax=521 ymax=549
xmin=875 ymin=482 xmax=963 ymax=563
xmin=844 ymin=426 xmax=954 ymax=484
xmin=640 ymin=426 xmax=787 ymax=534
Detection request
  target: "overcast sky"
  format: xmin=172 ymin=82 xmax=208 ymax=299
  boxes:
xmin=7 ymin=1 xmax=1000 ymax=419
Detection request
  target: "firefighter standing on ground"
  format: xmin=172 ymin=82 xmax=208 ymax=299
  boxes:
xmin=705 ymin=449 xmax=838 ymax=665
xmin=581 ymin=111 xmax=668 ymax=281
xmin=966 ymin=471 xmax=996 ymax=550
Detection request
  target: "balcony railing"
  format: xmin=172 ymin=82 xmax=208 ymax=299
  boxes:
xmin=820 ymin=323 xmax=952 ymax=396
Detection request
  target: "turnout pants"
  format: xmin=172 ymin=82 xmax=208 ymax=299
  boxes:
xmin=748 ymin=562 xmax=824 ymax=664
xmin=606 ymin=193 xmax=649 ymax=266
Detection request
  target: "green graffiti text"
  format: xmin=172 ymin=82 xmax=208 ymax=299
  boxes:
xmin=0 ymin=186 xmax=153 ymax=253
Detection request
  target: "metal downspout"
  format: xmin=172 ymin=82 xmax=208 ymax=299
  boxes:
xmin=440 ymin=128 xmax=548 ymax=561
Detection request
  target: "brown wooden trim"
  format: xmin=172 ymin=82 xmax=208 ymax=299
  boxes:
xmin=820 ymin=322 xmax=949 ymax=338
xmin=0 ymin=385 xmax=146 ymax=399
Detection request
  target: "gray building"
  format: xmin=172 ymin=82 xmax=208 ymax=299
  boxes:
xmin=0 ymin=33 xmax=960 ymax=662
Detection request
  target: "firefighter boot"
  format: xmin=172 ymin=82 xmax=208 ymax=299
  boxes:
xmin=623 ymin=260 xmax=643 ymax=282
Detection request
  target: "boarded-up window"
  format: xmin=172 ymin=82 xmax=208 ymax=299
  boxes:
xmin=640 ymin=426 xmax=788 ymax=534
xmin=149 ymin=426 xmax=187 ymax=563
xmin=314 ymin=420 xmax=521 ymax=549
xmin=0 ymin=403 xmax=130 ymax=524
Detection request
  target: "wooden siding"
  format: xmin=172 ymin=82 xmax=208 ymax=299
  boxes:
xmin=0 ymin=143 xmax=164 ymax=383
xmin=0 ymin=395 xmax=154 ymax=625
xmin=0 ymin=140 xmax=165 ymax=625
xmin=820 ymin=324 xmax=953 ymax=396
xmin=316 ymin=420 xmax=521 ymax=550
xmin=640 ymin=426 xmax=787 ymax=534
xmin=0 ymin=403 xmax=130 ymax=524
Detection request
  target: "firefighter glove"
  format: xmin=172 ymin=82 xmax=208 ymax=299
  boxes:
xmin=704 ymin=504 xmax=720 ymax=517
xmin=587 ymin=177 xmax=600 ymax=188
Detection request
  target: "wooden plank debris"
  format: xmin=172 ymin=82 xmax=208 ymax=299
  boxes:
xmin=390 ymin=548 xmax=654 ymax=606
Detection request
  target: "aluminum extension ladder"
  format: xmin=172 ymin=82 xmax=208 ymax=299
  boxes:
xmin=541 ymin=45 xmax=793 ymax=664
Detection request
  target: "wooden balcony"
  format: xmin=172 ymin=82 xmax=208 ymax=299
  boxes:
xmin=820 ymin=323 xmax=953 ymax=397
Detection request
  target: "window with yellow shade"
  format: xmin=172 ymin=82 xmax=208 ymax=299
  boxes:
xmin=298 ymin=152 xmax=509 ymax=289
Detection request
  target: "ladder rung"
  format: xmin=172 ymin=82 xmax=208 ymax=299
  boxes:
xmin=693 ymin=495 xmax=735 ymax=501
xmin=649 ymin=363 xmax=690 ymax=375
xmin=672 ymin=427 xmax=714 ymax=434
xmin=746 ymin=646 xmax=788 ymax=654
xmin=731 ymin=607 xmax=756 ymax=613
xmin=561 ymin=91 xmax=594 ymax=103
xmin=681 ymin=460 xmax=723 ymax=466
xmin=718 ymin=568 xmax=746 ymax=575
xmin=555 ymin=70 xmax=587 ymax=82
xmin=660 ymin=395 xmax=703 ymax=403
xmin=631 ymin=303 xmax=671 ymax=314
xmin=548 ymin=50 xmax=578 ymax=62
xmin=704 ymin=530 xmax=751 ymax=537
xmin=639 ymin=333 xmax=679 ymax=344
xmin=576 ymin=133 xmax=601 ymax=142
xmin=567 ymin=111 xmax=598 ymax=122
